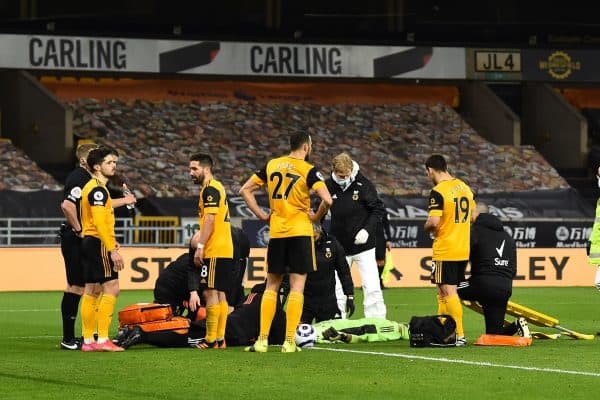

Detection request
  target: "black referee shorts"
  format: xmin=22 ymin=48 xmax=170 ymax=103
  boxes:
xmin=60 ymin=228 xmax=84 ymax=287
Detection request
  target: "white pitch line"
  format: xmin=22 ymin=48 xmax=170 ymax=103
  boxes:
xmin=313 ymin=347 xmax=600 ymax=377
xmin=0 ymin=309 xmax=59 ymax=312
xmin=10 ymin=335 xmax=62 ymax=339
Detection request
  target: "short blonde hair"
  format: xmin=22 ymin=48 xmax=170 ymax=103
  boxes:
xmin=331 ymin=152 xmax=353 ymax=174
xmin=76 ymin=143 xmax=98 ymax=160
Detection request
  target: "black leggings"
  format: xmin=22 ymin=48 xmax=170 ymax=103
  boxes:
xmin=458 ymin=277 xmax=516 ymax=335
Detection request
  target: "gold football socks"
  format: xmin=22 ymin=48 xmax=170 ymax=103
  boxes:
xmin=96 ymin=294 xmax=117 ymax=342
xmin=216 ymin=299 xmax=229 ymax=343
xmin=285 ymin=291 xmax=304 ymax=344
xmin=204 ymin=304 xmax=220 ymax=343
xmin=437 ymin=294 xmax=447 ymax=315
xmin=258 ymin=289 xmax=277 ymax=341
xmin=445 ymin=294 xmax=464 ymax=338
xmin=80 ymin=294 xmax=98 ymax=343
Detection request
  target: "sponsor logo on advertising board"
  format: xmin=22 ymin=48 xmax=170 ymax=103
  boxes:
xmin=0 ymin=247 xmax=593 ymax=291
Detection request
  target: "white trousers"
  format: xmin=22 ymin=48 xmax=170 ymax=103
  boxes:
xmin=335 ymin=247 xmax=387 ymax=318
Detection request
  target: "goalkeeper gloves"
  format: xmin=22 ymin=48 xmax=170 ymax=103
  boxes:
xmin=345 ymin=295 xmax=355 ymax=318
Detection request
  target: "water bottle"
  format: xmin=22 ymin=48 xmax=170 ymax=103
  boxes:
xmin=122 ymin=184 xmax=136 ymax=216
xmin=123 ymin=187 xmax=135 ymax=210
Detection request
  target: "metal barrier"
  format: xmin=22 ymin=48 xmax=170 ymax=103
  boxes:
xmin=133 ymin=215 xmax=180 ymax=244
xmin=0 ymin=218 xmax=188 ymax=247
xmin=1 ymin=216 xmax=592 ymax=248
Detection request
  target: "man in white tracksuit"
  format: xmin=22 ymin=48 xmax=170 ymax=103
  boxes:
xmin=321 ymin=152 xmax=387 ymax=318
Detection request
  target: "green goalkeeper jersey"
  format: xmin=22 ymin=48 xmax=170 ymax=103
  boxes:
xmin=314 ymin=317 xmax=409 ymax=344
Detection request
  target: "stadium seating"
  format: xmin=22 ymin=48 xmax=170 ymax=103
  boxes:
xmin=65 ymin=97 xmax=568 ymax=197
xmin=0 ymin=139 xmax=61 ymax=191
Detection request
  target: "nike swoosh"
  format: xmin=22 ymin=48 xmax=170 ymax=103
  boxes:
xmin=495 ymin=240 xmax=505 ymax=257
xmin=60 ymin=342 xmax=79 ymax=350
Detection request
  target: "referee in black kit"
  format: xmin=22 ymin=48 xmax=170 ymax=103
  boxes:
xmin=58 ymin=143 xmax=137 ymax=350
xmin=58 ymin=143 xmax=96 ymax=350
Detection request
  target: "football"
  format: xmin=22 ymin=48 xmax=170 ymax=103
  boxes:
xmin=295 ymin=323 xmax=317 ymax=348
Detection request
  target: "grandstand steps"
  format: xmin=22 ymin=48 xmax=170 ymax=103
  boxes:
xmin=487 ymin=83 xmax=522 ymax=116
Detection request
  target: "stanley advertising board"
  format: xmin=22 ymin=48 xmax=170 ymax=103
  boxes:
xmin=0 ymin=247 xmax=594 ymax=291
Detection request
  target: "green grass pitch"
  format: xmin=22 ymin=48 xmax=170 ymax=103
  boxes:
xmin=1 ymin=287 xmax=599 ymax=400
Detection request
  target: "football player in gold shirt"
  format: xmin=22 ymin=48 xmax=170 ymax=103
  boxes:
xmin=189 ymin=153 xmax=234 ymax=349
xmin=79 ymin=146 xmax=126 ymax=352
xmin=239 ymin=132 xmax=332 ymax=352
xmin=424 ymin=154 xmax=475 ymax=346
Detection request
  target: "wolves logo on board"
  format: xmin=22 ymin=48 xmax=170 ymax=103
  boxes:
xmin=541 ymin=51 xmax=581 ymax=80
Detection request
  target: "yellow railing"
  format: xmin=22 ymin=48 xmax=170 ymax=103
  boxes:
xmin=133 ymin=216 xmax=180 ymax=244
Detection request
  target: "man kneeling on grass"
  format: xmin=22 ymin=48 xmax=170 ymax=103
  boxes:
xmin=457 ymin=202 xmax=529 ymax=338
